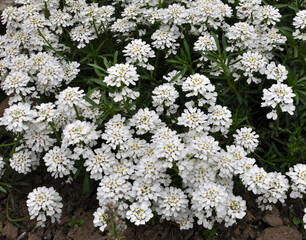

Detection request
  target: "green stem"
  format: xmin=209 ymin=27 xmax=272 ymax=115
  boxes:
xmin=73 ymin=104 xmax=81 ymax=120
xmin=19 ymin=93 xmax=26 ymax=103
xmin=141 ymin=68 xmax=157 ymax=83
xmin=9 ymin=135 xmax=20 ymax=158
xmin=49 ymin=122 xmax=62 ymax=144
xmin=6 ymin=198 xmax=30 ymax=222
xmin=0 ymin=142 xmax=16 ymax=147
xmin=92 ymin=20 xmax=100 ymax=38
xmin=100 ymin=21 xmax=114 ymax=50
xmin=37 ymin=29 xmax=69 ymax=61
xmin=253 ymin=152 xmax=276 ymax=166
xmin=122 ymin=98 xmax=133 ymax=115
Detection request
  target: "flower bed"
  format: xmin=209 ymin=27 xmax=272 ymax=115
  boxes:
xmin=0 ymin=0 xmax=305 ymax=237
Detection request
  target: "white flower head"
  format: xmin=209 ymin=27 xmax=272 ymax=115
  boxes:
xmin=27 ymin=186 xmax=63 ymax=227
xmin=123 ymin=39 xmax=155 ymax=70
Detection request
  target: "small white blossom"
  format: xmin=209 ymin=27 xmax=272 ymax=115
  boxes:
xmin=27 ymin=187 xmax=63 ymax=227
xmin=123 ymin=39 xmax=155 ymax=70
xmin=126 ymin=202 xmax=153 ymax=225
xmin=104 ymin=63 xmax=139 ymax=87
xmin=43 ymin=146 xmax=76 ymax=178
xmin=233 ymin=127 xmax=259 ymax=153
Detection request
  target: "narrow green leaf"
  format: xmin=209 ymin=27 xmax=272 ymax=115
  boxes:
xmin=0 ymin=186 xmax=7 ymax=193
xmin=113 ymin=51 xmax=118 ymax=64
xmin=183 ymin=38 xmax=191 ymax=63
xmin=210 ymin=31 xmax=221 ymax=54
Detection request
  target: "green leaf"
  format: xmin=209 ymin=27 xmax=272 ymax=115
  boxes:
xmin=183 ymin=38 xmax=191 ymax=63
xmin=113 ymin=51 xmax=118 ymax=64
xmin=210 ymin=31 xmax=221 ymax=55
xmin=0 ymin=186 xmax=7 ymax=193
xmin=87 ymin=63 xmax=107 ymax=74
xmin=293 ymin=217 xmax=300 ymax=225
xmin=274 ymin=4 xmax=300 ymax=12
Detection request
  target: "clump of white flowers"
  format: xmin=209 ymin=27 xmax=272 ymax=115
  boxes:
xmin=123 ymin=39 xmax=155 ymax=70
xmin=286 ymin=164 xmax=306 ymax=199
xmin=233 ymin=127 xmax=259 ymax=153
xmin=261 ymin=83 xmax=296 ymax=120
xmin=293 ymin=10 xmax=306 ymax=40
xmin=27 ymin=187 xmax=63 ymax=227
xmin=0 ymin=0 xmax=304 ymax=234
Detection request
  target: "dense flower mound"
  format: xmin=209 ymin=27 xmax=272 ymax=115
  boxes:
xmin=0 ymin=0 xmax=305 ymax=232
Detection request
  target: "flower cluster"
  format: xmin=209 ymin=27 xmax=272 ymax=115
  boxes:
xmin=26 ymin=187 xmax=63 ymax=227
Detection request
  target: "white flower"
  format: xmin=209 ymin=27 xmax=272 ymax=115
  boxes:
xmin=104 ymin=63 xmax=139 ymax=87
xmin=123 ymin=39 xmax=155 ymax=70
xmin=70 ymin=24 xmax=95 ymax=48
xmin=265 ymin=62 xmax=288 ymax=82
xmin=126 ymin=202 xmax=153 ymax=225
xmin=160 ymin=4 xmax=188 ymax=25
xmin=163 ymin=70 xmax=185 ymax=86
xmin=63 ymin=61 xmax=80 ymax=84
xmin=0 ymin=102 xmax=37 ymax=133
xmin=179 ymin=159 xmax=216 ymax=188
xmin=214 ymin=150 xmax=235 ymax=178
xmin=293 ymin=10 xmax=306 ymax=29
xmin=260 ymin=172 xmax=289 ymax=205
xmin=133 ymin=156 xmax=168 ymax=185
xmin=156 ymin=187 xmax=189 ymax=220
xmin=84 ymin=144 xmax=117 ymax=180
xmin=240 ymin=165 xmax=270 ymax=195
xmin=191 ymin=181 xmax=228 ymax=218
xmin=152 ymin=83 xmax=179 ymax=114
xmin=174 ymin=210 xmax=194 ymax=230
xmin=182 ymin=73 xmax=217 ymax=106
xmin=177 ymin=107 xmax=209 ymax=132
xmin=43 ymin=146 xmax=76 ymax=179
xmin=62 ymin=120 xmax=101 ymax=147
xmin=256 ymin=6 xmax=281 ymax=26
xmin=287 ymin=164 xmax=306 ymax=198
xmin=191 ymin=134 xmax=220 ymax=161
xmin=111 ymin=159 xmax=135 ymax=180
xmin=110 ymin=18 xmax=136 ymax=34
xmin=261 ymin=83 xmax=296 ymax=117
xmin=131 ymin=179 xmax=161 ymax=202
xmin=235 ymin=51 xmax=268 ymax=84
xmin=10 ymin=147 xmax=39 ymax=174
xmin=1 ymin=71 xmax=34 ymax=96
xmin=207 ymin=105 xmax=232 ymax=135
xmin=224 ymin=195 xmax=246 ymax=227
xmin=152 ymin=128 xmax=185 ymax=166
xmin=102 ymin=114 xmax=132 ymax=150
xmin=129 ymin=108 xmax=161 ymax=135
xmin=233 ymin=127 xmax=259 ymax=153
xmin=93 ymin=207 xmax=108 ymax=232
xmin=194 ymin=32 xmax=217 ymax=52
xmin=97 ymin=175 xmax=132 ymax=206
xmin=151 ymin=25 xmax=180 ymax=57
xmin=23 ymin=123 xmax=57 ymax=152
xmin=55 ymin=87 xmax=90 ymax=118
xmin=226 ymin=22 xmax=256 ymax=51
xmin=35 ymin=103 xmax=58 ymax=123
xmin=27 ymin=186 xmax=63 ymax=227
